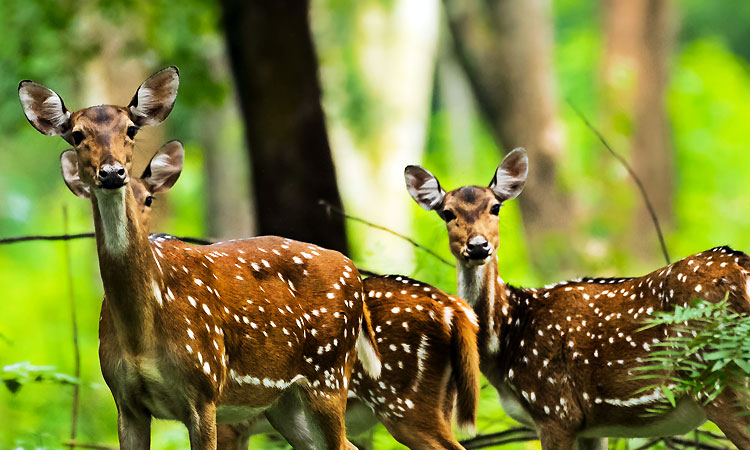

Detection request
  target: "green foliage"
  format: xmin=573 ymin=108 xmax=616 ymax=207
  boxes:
xmin=2 ymin=362 xmax=78 ymax=395
xmin=636 ymin=298 xmax=750 ymax=414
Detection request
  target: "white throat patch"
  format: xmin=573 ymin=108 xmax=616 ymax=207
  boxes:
xmin=457 ymin=263 xmax=486 ymax=307
xmin=95 ymin=187 xmax=129 ymax=256
xmin=458 ymin=262 xmax=501 ymax=353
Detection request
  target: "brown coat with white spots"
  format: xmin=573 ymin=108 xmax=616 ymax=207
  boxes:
xmin=350 ymin=275 xmax=480 ymax=450
xmin=20 ymin=70 xmax=380 ymax=450
xmin=216 ymin=277 xmax=481 ymax=450
xmin=406 ymin=148 xmax=750 ymax=450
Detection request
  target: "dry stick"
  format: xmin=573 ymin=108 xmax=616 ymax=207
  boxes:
xmin=319 ymin=200 xmax=455 ymax=268
xmin=566 ymin=99 xmax=671 ymax=265
xmin=63 ymin=207 xmax=81 ymax=450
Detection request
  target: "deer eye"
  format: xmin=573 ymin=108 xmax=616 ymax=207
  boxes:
xmin=72 ymin=131 xmax=84 ymax=146
xmin=144 ymin=195 xmax=154 ymax=207
xmin=126 ymin=126 xmax=139 ymax=140
xmin=490 ymin=204 xmax=501 ymax=215
xmin=441 ymin=209 xmax=456 ymax=222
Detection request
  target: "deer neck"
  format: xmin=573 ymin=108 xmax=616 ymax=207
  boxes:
xmin=457 ymin=257 xmax=510 ymax=356
xmin=92 ymin=186 xmax=160 ymax=353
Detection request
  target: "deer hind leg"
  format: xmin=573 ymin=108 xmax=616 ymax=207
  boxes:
xmin=117 ymin=405 xmax=152 ymax=450
xmin=187 ymin=402 xmax=217 ymax=450
xmin=264 ymin=383 xmax=351 ymax=449
xmin=704 ymin=387 xmax=750 ymax=450
xmin=216 ymin=422 xmax=252 ymax=450
xmin=575 ymin=437 xmax=607 ymax=450
xmin=380 ymin=405 xmax=464 ymax=450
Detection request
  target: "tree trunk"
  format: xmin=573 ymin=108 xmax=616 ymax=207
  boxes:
xmin=219 ymin=0 xmax=349 ymax=254
xmin=443 ymin=0 xmax=572 ymax=273
xmin=200 ymin=106 xmax=255 ymax=241
xmin=602 ymin=0 xmax=675 ymax=260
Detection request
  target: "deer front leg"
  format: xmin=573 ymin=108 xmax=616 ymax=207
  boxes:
xmin=117 ymin=406 xmax=151 ymax=450
xmin=188 ymin=402 xmax=218 ymax=450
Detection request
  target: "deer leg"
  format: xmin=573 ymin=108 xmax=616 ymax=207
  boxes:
xmin=704 ymin=387 xmax=750 ymax=450
xmin=264 ymin=384 xmax=325 ymax=449
xmin=381 ymin=414 xmax=464 ymax=450
xmin=297 ymin=385 xmax=352 ymax=450
xmin=117 ymin=406 xmax=151 ymax=450
xmin=575 ymin=438 xmax=607 ymax=450
xmin=537 ymin=426 xmax=576 ymax=450
xmin=188 ymin=402 xmax=218 ymax=450
xmin=216 ymin=423 xmax=252 ymax=450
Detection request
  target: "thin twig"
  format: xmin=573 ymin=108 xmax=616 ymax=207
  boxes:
xmin=0 ymin=233 xmax=213 ymax=246
xmin=460 ymin=427 xmax=538 ymax=449
xmin=319 ymin=200 xmax=454 ymax=268
xmin=632 ymin=439 xmax=662 ymax=450
xmin=566 ymin=99 xmax=671 ymax=265
xmin=696 ymin=430 xmax=730 ymax=442
xmin=0 ymin=232 xmax=94 ymax=244
xmin=668 ymin=436 xmax=731 ymax=450
xmin=63 ymin=207 xmax=80 ymax=449
xmin=62 ymin=442 xmax=117 ymax=450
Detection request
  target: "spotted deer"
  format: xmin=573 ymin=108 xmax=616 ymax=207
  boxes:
xmin=20 ymin=68 xmax=381 ymax=450
xmin=90 ymin=141 xmax=480 ymax=449
xmin=218 ymin=274 xmax=481 ymax=450
xmin=405 ymin=148 xmax=750 ymax=450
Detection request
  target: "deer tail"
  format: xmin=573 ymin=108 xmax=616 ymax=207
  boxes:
xmin=356 ymin=300 xmax=382 ymax=379
xmin=450 ymin=305 xmax=480 ymax=432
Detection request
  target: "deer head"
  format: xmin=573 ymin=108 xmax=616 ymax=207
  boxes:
xmin=20 ymin=66 xmax=179 ymax=190
xmin=405 ymin=148 xmax=528 ymax=267
xmin=60 ymin=139 xmax=184 ymax=232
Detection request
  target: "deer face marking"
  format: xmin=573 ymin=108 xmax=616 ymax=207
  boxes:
xmin=405 ymin=148 xmax=528 ymax=266
xmin=20 ymin=66 xmax=179 ymax=192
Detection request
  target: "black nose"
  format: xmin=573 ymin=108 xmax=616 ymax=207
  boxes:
xmin=98 ymin=164 xmax=126 ymax=189
xmin=466 ymin=236 xmax=491 ymax=260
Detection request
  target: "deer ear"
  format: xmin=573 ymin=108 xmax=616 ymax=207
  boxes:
xmin=141 ymin=140 xmax=184 ymax=193
xmin=128 ymin=66 xmax=180 ymax=127
xmin=490 ymin=147 xmax=528 ymax=201
xmin=19 ymin=81 xmax=71 ymax=137
xmin=60 ymin=150 xmax=90 ymax=198
xmin=405 ymin=165 xmax=445 ymax=211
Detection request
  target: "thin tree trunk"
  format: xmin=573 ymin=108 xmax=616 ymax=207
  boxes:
xmin=220 ymin=0 xmax=348 ymax=254
xmin=201 ymin=106 xmax=255 ymax=241
xmin=602 ymin=0 xmax=675 ymax=259
xmin=443 ymin=0 xmax=572 ymax=273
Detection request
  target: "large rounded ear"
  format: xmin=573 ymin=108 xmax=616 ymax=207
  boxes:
xmin=404 ymin=165 xmax=445 ymax=211
xmin=141 ymin=140 xmax=184 ymax=193
xmin=60 ymin=150 xmax=90 ymax=198
xmin=18 ymin=81 xmax=71 ymax=137
xmin=128 ymin=66 xmax=180 ymax=127
xmin=490 ymin=147 xmax=528 ymax=201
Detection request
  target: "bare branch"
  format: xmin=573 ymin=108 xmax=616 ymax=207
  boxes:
xmin=320 ymin=200 xmax=455 ymax=268
xmin=566 ymin=98 xmax=671 ymax=265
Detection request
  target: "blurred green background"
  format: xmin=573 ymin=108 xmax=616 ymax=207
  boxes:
xmin=1 ymin=0 xmax=749 ymax=448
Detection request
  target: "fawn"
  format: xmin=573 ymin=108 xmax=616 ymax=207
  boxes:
xmin=405 ymin=148 xmax=750 ymax=449
xmin=21 ymin=68 xmax=380 ymax=449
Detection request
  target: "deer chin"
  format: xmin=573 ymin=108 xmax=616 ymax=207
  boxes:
xmin=460 ymin=252 xmax=494 ymax=267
